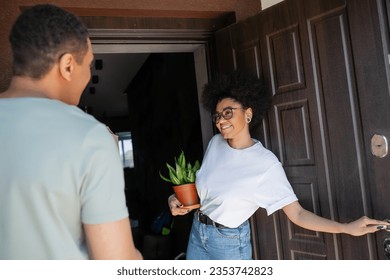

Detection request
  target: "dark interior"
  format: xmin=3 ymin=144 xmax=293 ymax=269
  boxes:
xmin=80 ymin=52 xmax=205 ymax=259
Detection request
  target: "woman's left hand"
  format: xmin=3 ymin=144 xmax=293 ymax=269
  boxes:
xmin=168 ymin=194 xmax=193 ymax=216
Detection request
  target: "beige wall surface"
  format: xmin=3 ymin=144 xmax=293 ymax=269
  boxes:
xmin=261 ymin=0 xmax=284 ymax=10
xmin=0 ymin=0 xmax=262 ymax=91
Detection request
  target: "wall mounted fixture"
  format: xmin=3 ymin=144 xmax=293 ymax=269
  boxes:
xmin=95 ymin=59 xmax=103 ymax=70
xmin=89 ymin=86 xmax=96 ymax=95
xmin=92 ymin=75 xmax=99 ymax=84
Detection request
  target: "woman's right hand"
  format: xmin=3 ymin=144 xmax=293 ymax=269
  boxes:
xmin=168 ymin=194 xmax=192 ymax=216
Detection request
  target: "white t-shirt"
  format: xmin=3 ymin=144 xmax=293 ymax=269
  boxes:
xmin=0 ymin=98 xmax=128 ymax=259
xmin=196 ymin=134 xmax=298 ymax=228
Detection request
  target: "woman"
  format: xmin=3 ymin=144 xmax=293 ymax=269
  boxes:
xmin=168 ymin=71 xmax=389 ymax=260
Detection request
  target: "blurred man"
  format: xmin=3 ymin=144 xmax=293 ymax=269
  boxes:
xmin=0 ymin=4 xmax=142 ymax=260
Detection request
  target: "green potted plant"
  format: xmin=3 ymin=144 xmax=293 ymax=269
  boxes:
xmin=160 ymin=150 xmax=201 ymax=209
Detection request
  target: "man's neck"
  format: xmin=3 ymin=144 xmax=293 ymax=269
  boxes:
xmin=0 ymin=76 xmax=54 ymax=99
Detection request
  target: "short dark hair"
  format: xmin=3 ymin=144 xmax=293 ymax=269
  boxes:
xmin=9 ymin=4 xmax=89 ymax=79
xmin=201 ymin=70 xmax=272 ymax=127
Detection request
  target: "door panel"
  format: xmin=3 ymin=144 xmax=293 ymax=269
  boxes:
xmin=267 ymin=24 xmax=305 ymax=94
xmin=215 ymin=0 xmax=390 ymax=259
xmin=215 ymin=28 xmax=235 ymax=74
xmin=230 ymin=17 xmax=277 ymax=260
xmin=347 ymin=0 xmax=390 ymax=259
xmin=234 ymin=40 xmax=262 ymax=78
xmin=306 ymin=3 xmax=374 ymax=259
xmin=259 ymin=0 xmax=338 ymax=260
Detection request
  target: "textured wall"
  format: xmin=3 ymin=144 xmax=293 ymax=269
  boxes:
xmin=0 ymin=0 xmax=262 ymax=91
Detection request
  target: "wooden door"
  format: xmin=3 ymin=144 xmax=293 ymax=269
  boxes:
xmin=215 ymin=0 xmax=390 ymax=259
xmin=258 ymin=0 xmax=340 ymax=260
xmin=345 ymin=0 xmax=390 ymax=259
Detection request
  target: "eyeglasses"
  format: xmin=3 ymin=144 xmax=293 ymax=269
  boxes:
xmin=212 ymin=107 xmax=245 ymax=124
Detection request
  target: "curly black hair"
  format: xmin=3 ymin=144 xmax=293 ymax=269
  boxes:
xmin=201 ymin=70 xmax=272 ymax=127
xmin=9 ymin=4 xmax=89 ymax=79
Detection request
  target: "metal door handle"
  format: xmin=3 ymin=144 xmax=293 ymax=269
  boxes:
xmin=384 ymin=237 xmax=390 ymax=260
xmin=378 ymin=219 xmax=390 ymax=230
xmin=377 ymin=225 xmax=390 ymax=230
xmin=371 ymin=134 xmax=388 ymax=158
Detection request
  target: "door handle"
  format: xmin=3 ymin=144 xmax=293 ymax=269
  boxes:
xmin=384 ymin=237 xmax=390 ymax=260
xmin=371 ymin=134 xmax=388 ymax=158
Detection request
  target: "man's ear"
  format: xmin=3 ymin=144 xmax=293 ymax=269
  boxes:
xmin=58 ymin=53 xmax=74 ymax=81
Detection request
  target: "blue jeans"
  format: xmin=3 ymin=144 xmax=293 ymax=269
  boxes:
xmin=186 ymin=213 xmax=252 ymax=260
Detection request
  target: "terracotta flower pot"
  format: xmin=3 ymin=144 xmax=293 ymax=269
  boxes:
xmin=173 ymin=183 xmax=200 ymax=208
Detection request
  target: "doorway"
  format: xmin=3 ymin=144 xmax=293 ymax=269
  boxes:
xmin=82 ymin=30 xmax=214 ymax=259
xmin=90 ymin=36 xmax=213 ymax=149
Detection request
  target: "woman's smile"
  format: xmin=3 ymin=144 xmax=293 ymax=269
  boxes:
xmin=220 ymin=123 xmax=232 ymax=130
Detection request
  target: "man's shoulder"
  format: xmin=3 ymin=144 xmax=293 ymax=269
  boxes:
xmin=41 ymin=99 xmax=99 ymax=125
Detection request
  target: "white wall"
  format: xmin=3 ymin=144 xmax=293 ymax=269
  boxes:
xmin=261 ymin=0 xmax=284 ymax=9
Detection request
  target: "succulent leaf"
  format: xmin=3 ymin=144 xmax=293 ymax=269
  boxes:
xmin=166 ymin=163 xmax=176 ymax=174
xmin=178 ymin=150 xmax=186 ymax=169
xmin=168 ymin=169 xmax=181 ymax=185
xmin=175 ymin=163 xmax=184 ymax=182
xmin=188 ymin=172 xmax=195 ymax=183
xmin=186 ymin=170 xmax=194 ymax=183
xmin=193 ymin=160 xmax=200 ymax=172
xmin=159 ymin=171 xmax=172 ymax=183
